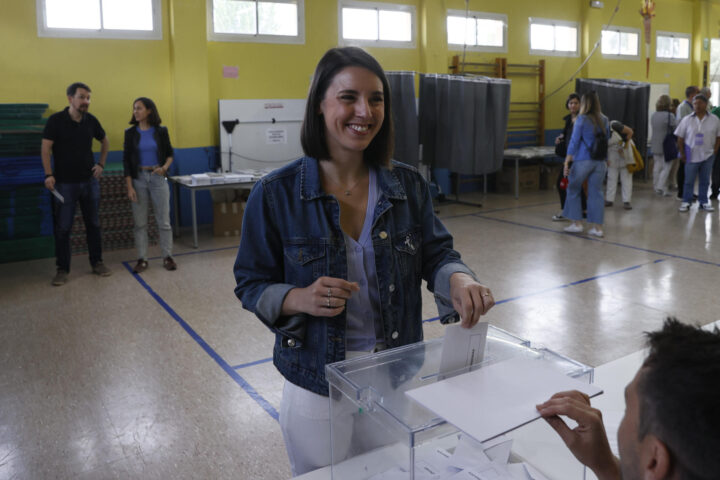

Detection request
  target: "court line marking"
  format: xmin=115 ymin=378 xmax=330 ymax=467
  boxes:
xmin=122 ymin=261 xmax=279 ymax=421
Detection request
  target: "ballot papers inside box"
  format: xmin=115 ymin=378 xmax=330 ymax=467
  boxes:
xmin=325 ymin=325 xmax=597 ymax=480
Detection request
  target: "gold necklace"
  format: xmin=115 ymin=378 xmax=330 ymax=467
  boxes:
xmin=324 ymin=172 xmax=367 ymax=196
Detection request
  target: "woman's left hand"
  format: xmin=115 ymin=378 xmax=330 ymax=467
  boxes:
xmin=449 ymin=273 xmax=495 ymax=328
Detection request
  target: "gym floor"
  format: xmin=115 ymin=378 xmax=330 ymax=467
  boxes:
xmin=1 ymin=181 xmax=718 ymax=479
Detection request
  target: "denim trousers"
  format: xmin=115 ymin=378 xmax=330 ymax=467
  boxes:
xmin=711 ymin=152 xmax=720 ymax=197
xmin=131 ymin=171 xmax=173 ymax=260
xmin=682 ymin=156 xmax=713 ymax=204
xmin=53 ymin=179 xmax=102 ymax=272
xmin=563 ymin=159 xmax=607 ymax=224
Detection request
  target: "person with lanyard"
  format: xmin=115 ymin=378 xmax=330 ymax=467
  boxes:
xmin=123 ymin=97 xmax=177 ymax=273
xmin=233 ymin=47 xmax=495 ymax=477
xmin=673 ymin=86 xmax=699 ymax=200
xmin=42 ymin=82 xmax=111 ymax=286
xmin=674 ymin=93 xmax=719 ymax=212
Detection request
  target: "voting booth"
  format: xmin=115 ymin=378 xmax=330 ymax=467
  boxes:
xmin=325 ymin=325 xmax=597 ymax=480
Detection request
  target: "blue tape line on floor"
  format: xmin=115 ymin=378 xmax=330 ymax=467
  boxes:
xmin=123 ymin=261 xmax=279 ymax=422
xmin=472 ymin=214 xmax=720 ymax=267
xmin=422 ymin=259 xmax=666 ymax=325
xmin=232 ymin=357 xmax=273 ymax=370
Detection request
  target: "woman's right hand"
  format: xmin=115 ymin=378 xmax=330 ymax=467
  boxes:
xmin=282 ymin=276 xmax=360 ymax=317
xmin=127 ymin=187 xmax=137 ymax=202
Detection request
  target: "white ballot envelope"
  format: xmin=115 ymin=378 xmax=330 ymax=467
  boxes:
xmin=438 ymin=322 xmax=488 ymax=380
xmin=51 ymin=189 xmax=65 ymax=203
xmin=407 ymin=356 xmax=603 ymax=444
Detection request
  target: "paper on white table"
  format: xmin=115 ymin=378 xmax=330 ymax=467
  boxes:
xmin=406 ymin=356 xmax=602 ymax=444
xmin=438 ymin=322 xmax=488 ymax=380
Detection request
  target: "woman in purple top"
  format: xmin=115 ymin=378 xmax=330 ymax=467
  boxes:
xmin=123 ymin=97 xmax=177 ymax=273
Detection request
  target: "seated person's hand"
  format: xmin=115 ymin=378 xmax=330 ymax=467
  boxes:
xmin=449 ymin=273 xmax=494 ymax=328
xmin=536 ymin=390 xmax=620 ymax=480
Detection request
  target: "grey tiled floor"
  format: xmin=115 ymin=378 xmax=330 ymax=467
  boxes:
xmin=1 ymin=182 xmax=718 ymax=479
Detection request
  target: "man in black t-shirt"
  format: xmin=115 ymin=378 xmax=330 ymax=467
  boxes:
xmin=42 ymin=82 xmax=111 ymax=286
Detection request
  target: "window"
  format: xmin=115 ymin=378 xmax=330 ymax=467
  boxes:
xmin=656 ymin=31 xmax=690 ymax=62
xmin=339 ymin=1 xmax=416 ymax=48
xmin=36 ymin=0 xmax=162 ymax=39
xmin=447 ymin=10 xmax=507 ymax=53
xmin=529 ymin=18 xmax=578 ymax=56
xmin=207 ymin=0 xmax=305 ymax=44
xmin=601 ymin=26 xmax=640 ymax=58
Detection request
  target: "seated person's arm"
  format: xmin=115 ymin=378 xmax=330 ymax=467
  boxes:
xmin=536 ymin=390 xmax=621 ymax=480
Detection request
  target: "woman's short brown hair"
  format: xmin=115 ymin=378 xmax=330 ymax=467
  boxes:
xmin=301 ymin=47 xmax=394 ymax=168
xmin=656 ymin=94 xmax=671 ymax=112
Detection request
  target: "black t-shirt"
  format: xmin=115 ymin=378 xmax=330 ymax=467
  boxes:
xmin=43 ymin=107 xmax=106 ymax=182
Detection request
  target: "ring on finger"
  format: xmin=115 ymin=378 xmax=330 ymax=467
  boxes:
xmin=327 ymin=288 xmax=332 ymax=298
xmin=326 ymin=298 xmax=331 ymax=308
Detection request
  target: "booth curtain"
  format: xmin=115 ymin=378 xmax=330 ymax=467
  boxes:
xmin=575 ymin=79 xmax=651 ymax=158
xmin=386 ymin=71 xmax=419 ymax=167
xmin=418 ymin=74 xmax=511 ymax=176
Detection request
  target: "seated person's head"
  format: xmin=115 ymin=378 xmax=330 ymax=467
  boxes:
xmin=618 ymin=318 xmax=720 ymax=480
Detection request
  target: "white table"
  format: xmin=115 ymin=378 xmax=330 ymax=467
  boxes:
xmin=169 ymin=177 xmax=256 ymax=248
xmin=502 ymin=146 xmax=557 ymax=199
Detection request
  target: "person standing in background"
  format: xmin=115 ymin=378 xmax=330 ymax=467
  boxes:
xmin=650 ymin=95 xmax=677 ymax=197
xmin=561 ymin=92 xmax=609 ymax=238
xmin=709 ymin=99 xmax=720 ymax=200
xmin=673 ymin=86 xmax=698 ymax=200
xmin=552 ymin=93 xmax=587 ymax=221
xmin=675 ymin=93 xmax=719 ymax=212
xmin=42 ymin=82 xmax=111 ymax=286
xmin=123 ymin=97 xmax=177 ymax=273
xmin=604 ymin=121 xmax=634 ymax=210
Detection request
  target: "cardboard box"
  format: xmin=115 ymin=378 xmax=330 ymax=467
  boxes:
xmin=213 ymin=201 xmax=244 ymax=237
xmin=540 ymin=164 xmax=563 ymax=190
xmin=496 ymin=165 xmax=540 ymax=193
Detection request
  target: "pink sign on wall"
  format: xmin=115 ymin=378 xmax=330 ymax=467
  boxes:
xmin=223 ymin=66 xmax=239 ymax=79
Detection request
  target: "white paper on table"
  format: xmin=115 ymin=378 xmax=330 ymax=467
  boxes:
xmin=521 ymin=462 xmax=552 ymax=480
xmin=406 ymin=356 xmax=603 ymax=444
xmin=439 ymin=322 xmax=488 ymax=380
xmin=483 ymin=439 xmax=513 ymax=465
xmin=51 ymin=189 xmax=64 ymax=203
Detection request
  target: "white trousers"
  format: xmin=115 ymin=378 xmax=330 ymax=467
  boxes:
xmin=652 ymin=154 xmax=673 ymax=193
xmin=606 ymin=165 xmax=633 ymax=203
xmin=280 ymin=351 xmax=375 ymax=477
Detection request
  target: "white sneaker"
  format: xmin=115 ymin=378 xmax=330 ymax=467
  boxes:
xmin=588 ymin=227 xmax=604 ymax=238
xmin=564 ymin=223 xmax=583 ymax=233
xmin=678 ymin=202 xmax=690 ymax=212
xmin=552 ymin=213 xmax=567 ymax=221
xmin=700 ymin=203 xmax=715 ymax=211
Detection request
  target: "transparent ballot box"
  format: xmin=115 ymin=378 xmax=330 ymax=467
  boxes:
xmin=325 ymin=325 xmax=595 ymax=480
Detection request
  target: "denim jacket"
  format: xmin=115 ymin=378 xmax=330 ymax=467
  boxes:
xmin=233 ymin=157 xmax=476 ymax=396
xmin=567 ymin=114 xmax=610 ymax=161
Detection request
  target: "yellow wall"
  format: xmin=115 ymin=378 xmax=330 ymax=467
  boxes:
xmin=0 ymin=0 xmax=712 ymax=150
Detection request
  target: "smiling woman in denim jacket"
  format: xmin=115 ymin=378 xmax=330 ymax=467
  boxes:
xmin=233 ymin=47 xmax=495 ymax=477
xmin=123 ymin=97 xmax=177 ymax=273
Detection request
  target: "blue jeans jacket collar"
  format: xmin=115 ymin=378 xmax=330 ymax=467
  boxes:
xmin=300 ymin=156 xmax=407 ymax=201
